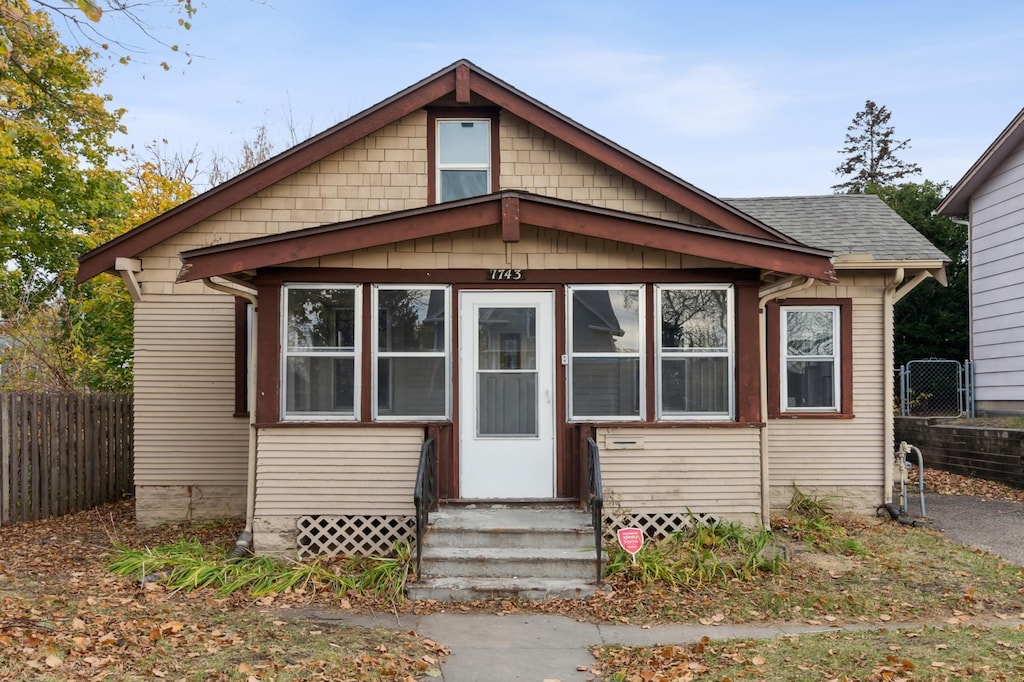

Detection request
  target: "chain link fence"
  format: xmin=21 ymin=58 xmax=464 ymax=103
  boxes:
xmin=898 ymin=359 xmax=974 ymax=418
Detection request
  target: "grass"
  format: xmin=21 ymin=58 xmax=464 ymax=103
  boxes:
xmin=594 ymin=625 xmax=1024 ymax=681
xmin=585 ymin=489 xmax=1024 ymax=679
xmin=106 ymin=538 xmax=412 ymax=604
xmin=604 ymin=518 xmax=786 ymax=588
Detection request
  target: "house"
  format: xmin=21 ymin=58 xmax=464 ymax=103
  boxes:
xmin=936 ymin=107 xmax=1024 ymax=416
xmin=77 ymin=60 xmax=947 ymax=562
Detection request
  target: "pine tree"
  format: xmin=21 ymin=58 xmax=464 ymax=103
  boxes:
xmin=832 ymin=100 xmax=921 ymax=193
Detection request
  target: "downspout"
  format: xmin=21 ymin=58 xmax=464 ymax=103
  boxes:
xmin=757 ymin=276 xmax=814 ymax=529
xmin=203 ymin=277 xmax=259 ymax=559
xmin=882 ymin=268 xmax=904 ymax=506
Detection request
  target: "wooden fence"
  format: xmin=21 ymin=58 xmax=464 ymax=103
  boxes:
xmin=0 ymin=392 xmax=133 ymax=525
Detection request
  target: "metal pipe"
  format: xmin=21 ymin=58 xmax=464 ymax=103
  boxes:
xmin=203 ymin=277 xmax=259 ymax=558
xmin=757 ymin=276 xmax=814 ymax=528
xmin=883 ymin=268 xmax=904 ymax=506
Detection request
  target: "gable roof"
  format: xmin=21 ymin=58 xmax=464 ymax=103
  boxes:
xmin=77 ymin=59 xmax=794 ymax=284
xmin=727 ymin=195 xmax=949 ymax=263
xmin=175 ymin=191 xmax=838 ymax=283
xmin=936 ymin=106 xmax=1024 ymax=216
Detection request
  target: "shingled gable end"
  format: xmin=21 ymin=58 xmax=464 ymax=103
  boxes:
xmin=77 ymin=59 xmax=945 ymax=565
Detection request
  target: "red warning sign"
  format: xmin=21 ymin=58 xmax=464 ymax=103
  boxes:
xmin=616 ymin=527 xmax=644 ymax=558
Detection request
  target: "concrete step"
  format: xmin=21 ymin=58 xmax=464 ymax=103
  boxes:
xmin=418 ymin=546 xmax=599 ymax=580
xmin=409 ymin=505 xmax=605 ymax=601
xmin=407 ymin=576 xmax=602 ymax=602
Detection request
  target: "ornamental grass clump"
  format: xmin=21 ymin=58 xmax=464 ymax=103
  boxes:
xmin=107 ymin=539 xmax=412 ymax=602
xmin=605 ymin=518 xmax=786 ymax=588
xmin=781 ymin=486 xmax=868 ymax=556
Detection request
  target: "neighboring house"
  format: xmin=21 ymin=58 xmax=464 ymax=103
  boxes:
xmin=76 ymin=60 xmax=947 ymax=558
xmin=936 ymin=107 xmax=1024 ymax=416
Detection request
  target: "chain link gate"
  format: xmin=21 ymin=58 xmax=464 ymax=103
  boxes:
xmin=899 ymin=359 xmax=974 ymax=418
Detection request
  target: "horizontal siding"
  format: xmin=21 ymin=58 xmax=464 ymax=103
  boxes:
xmin=134 ymin=295 xmax=247 ymax=486
xmin=970 ymin=139 xmax=1024 ymax=405
xmin=767 ymin=283 xmax=885 ymax=495
xmin=254 ymin=426 xmax=422 ymax=515
xmin=598 ymin=427 xmax=761 ymax=518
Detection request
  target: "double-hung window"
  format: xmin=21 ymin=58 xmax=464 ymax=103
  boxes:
xmin=373 ymin=286 xmax=450 ymax=420
xmin=282 ymin=285 xmax=360 ymax=420
xmin=657 ymin=285 xmax=734 ymax=420
xmin=781 ymin=306 xmax=839 ymax=411
xmin=436 ymin=119 xmax=490 ymax=202
xmin=567 ymin=285 xmax=643 ymax=420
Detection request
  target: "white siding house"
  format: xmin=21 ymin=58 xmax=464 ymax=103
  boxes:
xmin=937 ymin=107 xmax=1024 ymax=415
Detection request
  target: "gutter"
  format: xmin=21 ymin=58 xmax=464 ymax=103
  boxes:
xmin=202 ymin=277 xmax=259 ymax=558
xmin=882 ymin=268 xmax=904 ymax=505
xmin=757 ymin=275 xmax=815 ymax=529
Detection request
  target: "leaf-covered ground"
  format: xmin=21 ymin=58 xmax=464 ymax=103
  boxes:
xmin=0 ymin=503 xmax=446 ymax=680
xmin=1 ymin=467 xmax=1022 ymax=679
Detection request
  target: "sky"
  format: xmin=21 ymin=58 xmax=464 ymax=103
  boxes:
xmin=64 ymin=0 xmax=1024 ymax=198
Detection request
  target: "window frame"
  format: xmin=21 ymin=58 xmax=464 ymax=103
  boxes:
xmin=280 ymin=283 xmax=362 ymax=422
xmin=371 ymin=284 xmax=451 ymax=422
xmin=767 ymin=298 xmax=854 ymax=418
xmin=427 ymin=108 xmax=499 ymax=204
xmin=655 ymin=284 xmax=735 ymax=421
xmin=566 ymin=284 xmax=646 ymax=422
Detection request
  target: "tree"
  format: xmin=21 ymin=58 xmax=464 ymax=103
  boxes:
xmin=833 ymin=100 xmax=922 ymax=193
xmin=873 ymin=181 xmax=969 ymax=365
xmin=0 ymin=1 xmax=129 ymax=313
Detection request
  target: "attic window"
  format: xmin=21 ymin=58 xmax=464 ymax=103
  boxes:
xmin=436 ymin=119 xmax=490 ymax=202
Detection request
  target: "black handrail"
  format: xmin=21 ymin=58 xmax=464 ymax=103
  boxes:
xmin=413 ymin=436 xmax=437 ymax=580
xmin=586 ymin=436 xmax=603 ymax=584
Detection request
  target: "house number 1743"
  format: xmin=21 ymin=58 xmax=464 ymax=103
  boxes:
xmin=486 ymin=269 xmax=524 ymax=280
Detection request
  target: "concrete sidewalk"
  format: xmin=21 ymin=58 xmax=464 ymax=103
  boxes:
xmin=305 ymin=610 xmax=1024 ymax=682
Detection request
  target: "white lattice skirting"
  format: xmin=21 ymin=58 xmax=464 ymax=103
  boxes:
xmin=603 ymin=511 xmax=720 ymax=543
xmin=296 ymin=515 xmax=415 ymax=558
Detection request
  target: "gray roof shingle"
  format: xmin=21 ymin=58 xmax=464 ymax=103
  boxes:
xmin=726 ymin=194 xmax=948 ymax=263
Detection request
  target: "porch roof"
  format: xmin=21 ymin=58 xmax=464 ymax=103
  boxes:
xmin=175 ymin=190 xmax=837 ymax=284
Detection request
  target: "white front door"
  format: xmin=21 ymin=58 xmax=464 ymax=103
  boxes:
xmin=459 ymin=291 xmax=555 ymax=498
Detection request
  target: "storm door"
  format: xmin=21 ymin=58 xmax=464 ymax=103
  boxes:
xmin=458 ymin=291 xmax=555 ymax=498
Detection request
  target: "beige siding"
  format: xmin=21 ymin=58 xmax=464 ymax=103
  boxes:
xmin=766 ymin=276 xmax=887 ymax=511
xmin=134 ymin=110 xmax=722 ymax=291
xmin=316 ymin=225 xmax=735 ymax=271
xmin=134 ymin=294 xmax=248 ymax=488
xmin=136 ymin=112 xmax=430 ymax=291
xmin=499 ymin=113 xmax=709 ymax=225
xmin=599 ymin=427 xmax=761 ymax=524
xmin=254 ymin=426 xmax=422 ymax=515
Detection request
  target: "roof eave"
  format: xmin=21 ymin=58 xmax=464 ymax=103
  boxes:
xmin=175 ymin=192 xmax=837 ymax=284
xmin=936 ymin=107 xmax=1024 ymax=217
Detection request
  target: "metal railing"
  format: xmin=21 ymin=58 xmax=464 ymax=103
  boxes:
xmin=586 ymin=437 xmax=603 ymax=584
xmin=412 ymin=435 xmax=437 ymax=580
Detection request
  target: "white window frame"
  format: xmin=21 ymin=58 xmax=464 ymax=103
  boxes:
xmin=780 ymin=305 xmax=840 ymax=412
xmin=436 ymin=118 xmax=491 ymax=202
xmin=371 ymin=285 xmax=451 ymax=421
xmin=566 ymin=284 xmax=645 ymax=422
xmin=281 ymin=284 xmax=361 ymax=421
xmin=655 ymin=284 xmax=735 ymax=421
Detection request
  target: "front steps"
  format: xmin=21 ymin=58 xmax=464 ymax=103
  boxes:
xmin=407 ymin=505 xmax=604 ymax=602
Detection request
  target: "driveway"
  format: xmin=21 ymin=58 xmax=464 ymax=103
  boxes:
xmin=923 ymin=493 xmax=1024 ymax=566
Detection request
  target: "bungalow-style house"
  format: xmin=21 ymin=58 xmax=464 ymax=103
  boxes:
xmin=936 ymin=107 xmax=1024 ymax=416
xmin=77 ymin=61 xmax=947 ymax=571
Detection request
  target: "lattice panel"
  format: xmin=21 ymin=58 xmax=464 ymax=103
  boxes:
xmin=296 ymin=515 xmax=415 ymax=559
xmin=603 ymin=511 xmax=720 ymax=543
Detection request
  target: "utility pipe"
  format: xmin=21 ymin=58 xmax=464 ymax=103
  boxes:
xmin=203 ymin=277 xmax=259 ymax=558
xmin=882 ymin=268 xmax=904 ymax=506
xmin=757 ymin=276 xmax=814 ymax=529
